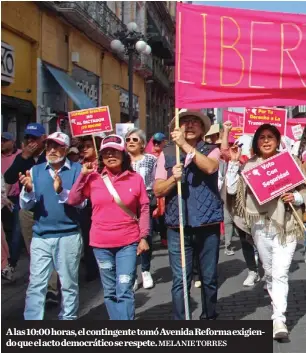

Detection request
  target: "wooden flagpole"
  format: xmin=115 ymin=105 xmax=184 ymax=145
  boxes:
xmin=175 ymin=107 xmax=190 ymax=320
xmin=92 ymin=135 xmax=99 ymax=160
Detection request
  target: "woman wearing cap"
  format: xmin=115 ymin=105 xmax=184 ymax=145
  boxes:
xmin=227 ymin=124 xmax=306 ymax=339
xmin=68 ymin=135 xmax=150 ymax=320
xmin=125 ymin=128 xmax=157 ymax=291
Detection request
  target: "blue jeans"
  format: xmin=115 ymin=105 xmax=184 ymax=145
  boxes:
xmin=2 ymin=196 xmax=23 ymax=267
xmin=167 ymin=225 xmax=220 ymax=320
xmin=24 ymin=232 xmax=83 ymax=320
xmin=94 ymin=243 xmax=138 ymax=320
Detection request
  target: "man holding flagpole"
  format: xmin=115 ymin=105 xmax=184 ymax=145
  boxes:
xmin=154 ymin=110 xmax=223 ymax=320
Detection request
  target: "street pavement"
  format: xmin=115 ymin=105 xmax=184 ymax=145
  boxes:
xmin=2 ymin=235 xmax=306 ymax=352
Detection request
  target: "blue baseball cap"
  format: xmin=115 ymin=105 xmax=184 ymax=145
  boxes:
xmin=1 ymin=132 xmax=15 ymax=141
xmin=24 ymin=123 xmax=46 ymax=137
xmin=152 ymin=132 xmax=166 ymax=142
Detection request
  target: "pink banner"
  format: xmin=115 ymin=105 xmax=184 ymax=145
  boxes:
xmin=175 ymin=3 xmax=306 ymax=108
xmin=69 ymin=106 xmax=113 ymax=137
xmin=244 ymin=107 xmax=287 ymax=135
xmin=286 ymin=118 xmax=306 ymax=141
xmin=242 ymin=152 xmax=305 ymax=205
xmin=223 ymin=110 xmax=244 ymax=142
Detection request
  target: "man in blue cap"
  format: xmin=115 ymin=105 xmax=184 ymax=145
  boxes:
xmin=4 ymin=123 xmax=60 ymax=305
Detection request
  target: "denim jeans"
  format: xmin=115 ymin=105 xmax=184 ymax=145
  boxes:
xmin=1 ymin=196 xmax=23 ymax=267
xmin=167 ymin=225 xmax=220 ymax=320
xmin=94 ymin=243 xmax=138 ymax=320
xmin=24 ymin=232 xmax=82 ymax=320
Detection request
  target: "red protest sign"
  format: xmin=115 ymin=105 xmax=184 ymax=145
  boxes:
xmin=243 ymin=107 xmax=287 ymax=135
xmin=241 ymin=151 xmax=305 ymax=205
xmin=223 ymin=111 xmax=244 ymax=142
xmin=175 ymin=3 xmax=306 ymax=109
xmin=68 ymin=106 xmax=113 ymax=137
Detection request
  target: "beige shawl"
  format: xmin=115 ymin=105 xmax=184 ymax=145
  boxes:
xmin=235 ymin=155 xmax=306 ymax=244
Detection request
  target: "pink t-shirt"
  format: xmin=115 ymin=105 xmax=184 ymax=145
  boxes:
xmin=155 ymin=148 xmax=220 ymax=180
xmin=68 ymin=169 xmax=150 ymax=248
xmin=1 ymin=150 xmax=22 ymax=196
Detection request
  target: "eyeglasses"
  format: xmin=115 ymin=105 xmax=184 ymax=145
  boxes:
xmin=125 ymin=137 xmax=140 ymax=143
xmin=46 ymin=142 xmax=66 ymax=151
xmin=153 ymin=140 xmax=162 ymax=145
xmin=180 ymin=118 xmax=201 ymax=125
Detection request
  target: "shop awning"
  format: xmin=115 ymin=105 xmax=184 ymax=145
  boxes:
xmin=45 ymin=64 xmax=96 ymax=110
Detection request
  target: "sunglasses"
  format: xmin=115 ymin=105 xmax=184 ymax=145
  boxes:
xmin=153 ymin=140 xmax=162 ymax=145
xmin=125 ymin=137 xmax=140 ymax=143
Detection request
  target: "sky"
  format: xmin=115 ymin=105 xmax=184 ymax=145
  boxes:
xmin=194 ymin=1 xmax=306 ymax=14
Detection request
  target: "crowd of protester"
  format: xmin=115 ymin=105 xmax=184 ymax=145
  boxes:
xmin=1 ymin=111 xmax=306 ymax=340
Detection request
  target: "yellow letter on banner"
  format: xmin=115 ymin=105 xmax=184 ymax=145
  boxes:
xmin=220 ymin=16 xmax=245 ymax=87
xmin=249 ymin=21 xmax=274 ymax=88
xmin=280 ymin=23 xmax=306 ymax=88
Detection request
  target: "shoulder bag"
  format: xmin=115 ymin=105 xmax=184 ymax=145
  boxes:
xmin=101 ymin=174 xmax=139 ymax=222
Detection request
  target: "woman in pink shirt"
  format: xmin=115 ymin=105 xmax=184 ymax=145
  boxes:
xmin=68 ymin=135 xmax=150 ymax=320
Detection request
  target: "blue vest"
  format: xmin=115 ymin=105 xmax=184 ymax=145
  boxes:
xmin=31 ymin=161 xmax=82 ymax=236
xmin=164 ymin=141 xmax=223 ymax=228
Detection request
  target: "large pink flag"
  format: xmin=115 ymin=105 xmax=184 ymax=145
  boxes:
xmin=175 ymin=3 xmax=306 ymax=108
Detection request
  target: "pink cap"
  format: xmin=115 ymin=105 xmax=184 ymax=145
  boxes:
xmin=46 ymin=132 xmax=70 ymax=147
xmin=100 ymin=135 xmax=125 ymax=152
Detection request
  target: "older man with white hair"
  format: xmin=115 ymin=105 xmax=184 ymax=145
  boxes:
xmin=19 ymin=132 xmax=84 ymax=320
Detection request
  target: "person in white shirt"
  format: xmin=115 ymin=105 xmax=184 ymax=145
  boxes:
xmin=226 ymin=124 xmax=305 ymax=340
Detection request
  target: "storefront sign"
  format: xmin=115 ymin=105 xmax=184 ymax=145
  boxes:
xmin=223 ymin=110 xmax=244 ymax=142
xmin=243 ymin=107 xmax=287 ymax=135
xmin=119 ymin=89 xmax=139 ymax=118
xmin=1 ymin=42 xmax=15 ymax=84
xmin=72 ymin=66 xmax=99 ymax=107
xmin=69 ymin=106 xmax=113 ymax=137
xmin=116 ymin=123 xmax=135 ymax=138
xmin=242 ymin=151 xmax=305 ymax=205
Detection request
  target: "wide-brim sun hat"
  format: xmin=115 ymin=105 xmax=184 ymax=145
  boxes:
xmin=169 ymin=110 xmax=211 ymax=136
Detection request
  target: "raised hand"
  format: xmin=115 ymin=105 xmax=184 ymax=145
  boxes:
xmin=22 ymin=142 xmax=39 ymax=159
xmin=19 ymin=171 xmax=33 ymax=193
xmin=171 ymin=127 xmax=187 ymax=148
xmin=223 ymin=121 xmax=233 ymax=133
xmin=53 ymin=171 xmax=63 ymax=194
xmin=82 ymin=162 xmax=95 ymax=176
xmin=229 ymin=145 xmax=241 ymax=162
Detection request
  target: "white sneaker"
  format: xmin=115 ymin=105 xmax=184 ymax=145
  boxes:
xmin=273 ymin=321 xmax=288 ymax=340
xmin=142 ymin=271 xmax=154 ymax=289
xmin=224 ymin=247 xmax=235 ymax=256
xmin=243 ymin=271 xmax=260 ymax=287
xmin=133 ymin=278 xmax=139 ymax=292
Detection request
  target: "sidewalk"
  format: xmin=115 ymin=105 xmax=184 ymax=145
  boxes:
xmin=2 ymin=236 xmax=306 ymax=352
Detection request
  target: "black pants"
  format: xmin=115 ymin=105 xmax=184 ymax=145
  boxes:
xmin=236 ymin=227 xmax=257 ymax=272
xmin=80 ymin=204 xmax=99 ymax=278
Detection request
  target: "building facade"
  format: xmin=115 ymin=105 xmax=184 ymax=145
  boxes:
xmin=1 ymin=1 xmax=154 ymax=141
